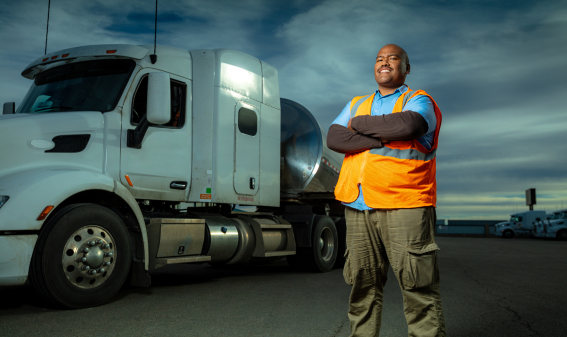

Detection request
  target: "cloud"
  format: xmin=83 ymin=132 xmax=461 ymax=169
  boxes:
xmin=0 ymin=0 xmax=565 ymax=219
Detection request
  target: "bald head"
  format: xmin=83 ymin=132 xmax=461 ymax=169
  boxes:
xmin=374 ymin=44 xmax=411 ymax=95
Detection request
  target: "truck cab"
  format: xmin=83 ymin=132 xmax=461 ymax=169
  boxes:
xmin=495 ymin=210 xmax=546 ymax=238
xmin=540 ymin=209 xmax=567 ymax=240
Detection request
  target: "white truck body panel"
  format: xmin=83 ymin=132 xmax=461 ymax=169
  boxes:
xmin=0 ymin=235 xmax=37 ymax=285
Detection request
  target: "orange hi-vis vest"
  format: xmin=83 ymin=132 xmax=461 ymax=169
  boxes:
xmin=334 ymin=88 xmax=442 ymax=209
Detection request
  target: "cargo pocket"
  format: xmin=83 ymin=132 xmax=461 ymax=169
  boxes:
xmin=401 ymin=243 xmax=440 ymax=290
xmin=343 ymin=248 xmax=354 ymax=285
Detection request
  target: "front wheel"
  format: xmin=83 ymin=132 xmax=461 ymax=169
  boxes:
xmin=29 ymin=204 xmax=131 ymax=309
xmin=503 ymin=230 xmax=514 ymax=238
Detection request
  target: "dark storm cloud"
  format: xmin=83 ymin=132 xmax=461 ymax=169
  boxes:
xmin=105 ymin=12 xmax=190 ymax=36
xmin=0 ymin=0 xmax=565 ymax=219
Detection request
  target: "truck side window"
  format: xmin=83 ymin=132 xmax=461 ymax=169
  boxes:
xmin=131 ymin=76 xmax=187 ymax=128
xmin=238 ymin=108 xmax=257 ymax=136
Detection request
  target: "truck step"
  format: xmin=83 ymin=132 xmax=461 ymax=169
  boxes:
xmin=155 ymin=255 xmax=211 ymax=265
xmin=260 ymin=224 xmax=292 ymax=229
xmin=264 ymin=250 xmax=296 ymax=257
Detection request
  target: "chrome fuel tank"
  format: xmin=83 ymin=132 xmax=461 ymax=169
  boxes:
xmin=280 ymin=99 xmax=344 ymax=198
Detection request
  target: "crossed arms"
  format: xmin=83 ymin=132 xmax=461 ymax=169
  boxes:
xmin=327 ymin=110 xmax=429 ymax=154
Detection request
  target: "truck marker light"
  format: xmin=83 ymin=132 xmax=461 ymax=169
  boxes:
xmin=125 ymin=175 xmax=134 ymax=187
xmin=106 ymin=50 xmax=117 ymax=54
xmin=37 ymin=206 xmax=54 ymax=220
xmin=51 ymin=55 xmax=58 ymax=60
xmin=42 ymin=58 xmax=48 ymax=62
xmin=62 ymin=53 xmax=70 ymax=58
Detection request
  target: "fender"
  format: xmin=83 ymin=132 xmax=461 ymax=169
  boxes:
xmin=0 ymin=167 xmax=150 ymax=270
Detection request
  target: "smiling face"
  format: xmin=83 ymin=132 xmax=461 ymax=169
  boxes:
xmin=374 ymin=44 xmax=410 ymax=95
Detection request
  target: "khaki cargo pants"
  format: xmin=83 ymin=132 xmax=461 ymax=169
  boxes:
xmin=343 ymin=206 xmax=446 ymax=337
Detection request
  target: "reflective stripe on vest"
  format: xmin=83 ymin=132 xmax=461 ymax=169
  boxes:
xmin=369 ymin=147 xmax=436 ymax=161
xmin=350 ymin=95 xmax=370 ymax=118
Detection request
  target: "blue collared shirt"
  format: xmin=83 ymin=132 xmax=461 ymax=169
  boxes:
xmin=331 ymin=84 xmax=436 ymax=210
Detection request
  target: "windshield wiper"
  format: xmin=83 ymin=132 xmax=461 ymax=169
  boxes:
xmin=34 ymin=106 xmax=75 ymax=112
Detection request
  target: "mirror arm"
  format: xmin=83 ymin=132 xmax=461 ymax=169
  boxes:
xmin=127 ymin=115 xmax=152 ymax=149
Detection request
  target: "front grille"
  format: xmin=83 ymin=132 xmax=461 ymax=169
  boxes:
xmin=46 ymin=134 xmax=91 ymax=153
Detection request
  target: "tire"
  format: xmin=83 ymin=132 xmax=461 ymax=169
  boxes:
xmin=29 ymin=204 xmax=131 ymax=309
xmin=287 ymin=216 xmax=338 ymax=273
xmin=556 ymin=230 xmax=567 ymax=241
xmin=503 ymin=230 xmax=514 ymax=238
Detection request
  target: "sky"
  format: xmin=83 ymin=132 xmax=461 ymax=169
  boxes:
xmin=0 ymin=0 xmax=566 ymax=220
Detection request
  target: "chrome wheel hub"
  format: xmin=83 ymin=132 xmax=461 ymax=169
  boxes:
xmin=62 ymin=226 xmax=116 ymax=289
xmin=319 ymin=227 xmax=335 ymax=262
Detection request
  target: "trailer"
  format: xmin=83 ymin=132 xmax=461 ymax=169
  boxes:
xmin=0 ymin=44 xmax=345 ymax=308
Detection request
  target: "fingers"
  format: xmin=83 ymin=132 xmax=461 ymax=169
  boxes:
xmin=347 ymin=119 xmax=354 ymax=132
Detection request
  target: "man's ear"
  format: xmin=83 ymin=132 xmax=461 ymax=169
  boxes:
xmin=406 ymin=63 xmax=411 ymax=74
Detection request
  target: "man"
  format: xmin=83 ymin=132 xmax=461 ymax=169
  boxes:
xmin=327 ymin=44 xmax=446 ymax=337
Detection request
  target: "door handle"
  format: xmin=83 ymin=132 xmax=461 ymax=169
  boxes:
xmin=170 ymin=181 xmax=187 ymax=190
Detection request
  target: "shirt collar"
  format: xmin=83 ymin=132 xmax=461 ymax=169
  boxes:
xmin=375 ymin=84 xmax=408 ymax=98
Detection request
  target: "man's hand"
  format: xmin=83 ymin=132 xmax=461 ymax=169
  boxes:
xmin=347 ymin=118 xmax=354 ymax=132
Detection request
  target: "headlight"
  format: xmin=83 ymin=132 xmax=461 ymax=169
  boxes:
xmin=0 ymin=196 xmax=9 ymax=209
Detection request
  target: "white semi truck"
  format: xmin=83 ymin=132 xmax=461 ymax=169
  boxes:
xmin=494 ymin=210 xmax=546 ymax=238
xmin=534 ymin=211 xmax=558 ymax=238
xmin=0 ymin=44 xmax=346 ymax=308
xmin=533 ymin=209 xmax=567 ymax=240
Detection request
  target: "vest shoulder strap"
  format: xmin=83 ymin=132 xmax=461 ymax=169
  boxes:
xmin=350 ymin=95 xmax=371 ymax=118
xmin=401 ymin=89 xmax=415 ymax=110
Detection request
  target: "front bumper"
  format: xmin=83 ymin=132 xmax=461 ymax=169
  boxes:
xmin=0 ymin=235 xmax=37 ymax=286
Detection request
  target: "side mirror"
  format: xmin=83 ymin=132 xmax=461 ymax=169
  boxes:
xmin=3 ymin=102 xmax=15 ymax=114
xmin=147 ymin=72 xmax=171 ymax=125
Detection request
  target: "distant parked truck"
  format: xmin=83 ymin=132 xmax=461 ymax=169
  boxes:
xmin=495 ymin=210 xmax=546 ymax=238
xmin=534 ymin=211 xmax=559 ymax=238
xmin=533 ymin=209 xmax=567 ymax=240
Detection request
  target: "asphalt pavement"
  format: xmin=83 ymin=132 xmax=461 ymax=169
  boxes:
xmin=1 ymin=237 xmax=566 ymax=336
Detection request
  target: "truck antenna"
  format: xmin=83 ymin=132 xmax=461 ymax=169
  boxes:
xmin=150 ymin=0 xmax=158 ymax=64
xmin=45 ymin=0 xmax=51 ymax=55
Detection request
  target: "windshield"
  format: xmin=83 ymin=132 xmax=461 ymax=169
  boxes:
xmin=509 ymin=216 xmax=523 ymax=222
xmin=18 ymin=59 xmax=135 ymax=114
xmin=550 ymin=213 xmax=561 ymax=220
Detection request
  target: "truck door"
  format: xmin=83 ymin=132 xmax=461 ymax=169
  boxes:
xmin=120 ymin=71 xmax=192 ymax=201
xmin=233 ymin=102 xmax=259 ymax=196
